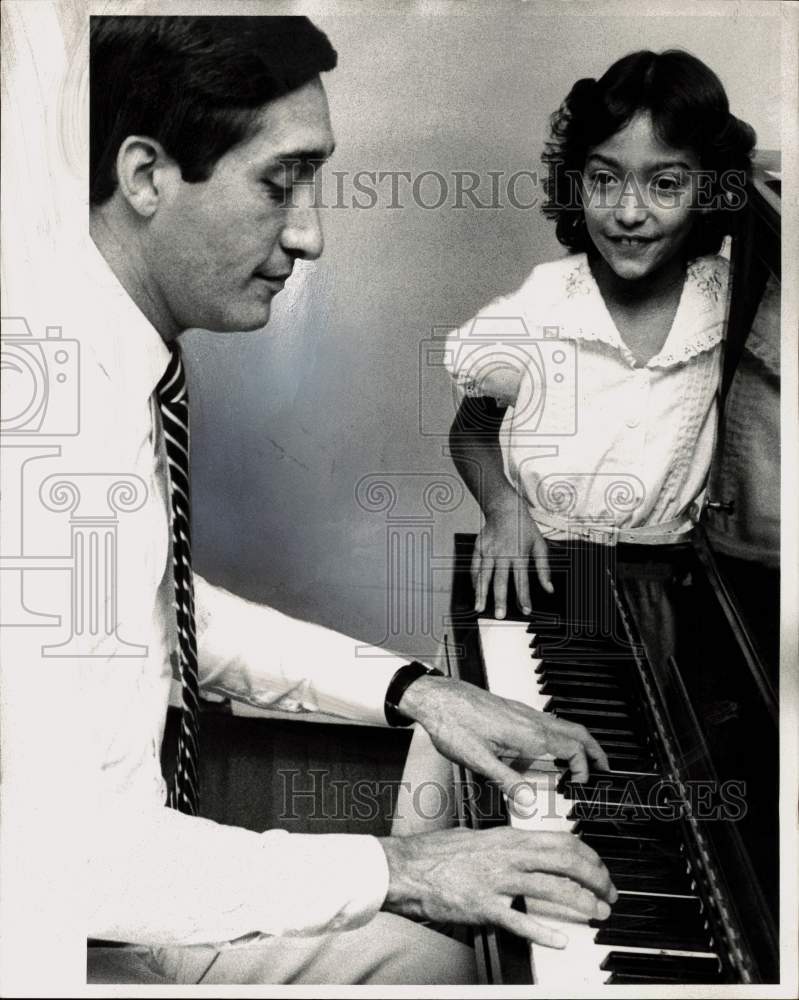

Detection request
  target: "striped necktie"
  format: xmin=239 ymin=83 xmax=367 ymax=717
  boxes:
xmin=156 ymin=344 xmax=200 ymax=816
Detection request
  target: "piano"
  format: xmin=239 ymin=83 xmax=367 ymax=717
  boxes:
xmin=448 ymin=529 xmax=779 ymax=987
xmin=445 ymin=145 xmax=782 ymax=987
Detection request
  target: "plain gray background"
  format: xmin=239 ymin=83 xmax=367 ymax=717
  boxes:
xmin=184 ymin=6 xmax=782 ymax=661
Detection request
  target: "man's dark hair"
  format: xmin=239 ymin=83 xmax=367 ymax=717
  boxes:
xmin=542 ymin=49 xmax=757 ymax=259
xmin=90 ymin=15 xmax=337 ymax=206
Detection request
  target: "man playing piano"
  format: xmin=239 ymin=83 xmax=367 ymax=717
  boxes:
xmin=82 ymin=14 xmax=616 ymax=985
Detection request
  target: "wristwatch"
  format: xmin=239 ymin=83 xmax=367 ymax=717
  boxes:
xmin=384 ymin=661 xmax=444 ymax=727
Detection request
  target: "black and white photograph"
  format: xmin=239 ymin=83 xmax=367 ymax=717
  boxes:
xmin=1 ymin=1 xmax=796 ymax=994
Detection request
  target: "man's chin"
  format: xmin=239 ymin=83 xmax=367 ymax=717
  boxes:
xmin=198 ymin=303 xmax=273 ymax=335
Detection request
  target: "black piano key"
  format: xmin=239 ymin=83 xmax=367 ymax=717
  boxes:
xmin=604 ymin=972 xmax=710 ymax=985
xmin=604 ymin=853 xmax=690 ymax=880
xmin=572 ymin=818 xmax=682 ymax=843
xmin=569 ymin=802 xmax=687 ymax=827
xmin=558 ymin=772 xmax=663 ymax=801
xmin=541 ymin=690 xmax=630 ymax=707
xmin=534 ymin=654 xmax=637 ymax=670
xmin=531 ymin=644 xmax=637 ymax=660
xmin=600 ymin=951 xmax=724 ymax=983
xmin=545 ymin=698 xmax=635 ymax=721
xmin=609 ymin=893 xmax=702 ymax=920
xmin=580 ymin=832 xmax=682 ymax=860
xmin=537 ymin=673 xmax=628 ymax=690
xmin=595 ymin=734 xmax=648 ymax=749
xmin=594 ymin=924 xmax=713 ymax=953
xmin=603 ymin=867 xmax=693 ymax=896
xmin=538 ymin=677 xmax=628 ymax=696
xmin=533 ymin=656 xmax=632 ymax=669
xmin=527 ymin=634 xmax=631 ymax=651
xmin=536 ymin=664 xmax=625 ymax=683
xmin=522 ymin=612 xmax=561 ymax=630
xmin=607 ymin=753 xmax=657 ymax=773
xmin=528 ymin=627 xmax=631 ymax=642
xmin=555 ymin=716 xmax=639 ymax=739
xmin=533 ymin=653 xmax=635 ymax=667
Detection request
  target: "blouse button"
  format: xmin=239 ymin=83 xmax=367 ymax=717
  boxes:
xmin=626 ymin=416 xmax=640 ymax=428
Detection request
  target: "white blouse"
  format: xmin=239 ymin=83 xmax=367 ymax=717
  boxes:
xmin=445 ymin=253 xmax=729 ymax=542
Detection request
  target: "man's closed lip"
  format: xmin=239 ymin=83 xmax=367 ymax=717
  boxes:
xmin=254 ymin=271 xmax=293 ymax=289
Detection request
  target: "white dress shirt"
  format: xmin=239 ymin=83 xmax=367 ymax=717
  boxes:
xmin=46 ymin=242 xmax=415 ymax=947
xmin=445 ymin=253 xmax=728 ymax=540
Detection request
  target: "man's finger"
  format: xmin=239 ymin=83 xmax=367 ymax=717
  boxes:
xmin=547 ymin=718 xmax=609 ymax=775
xmin=523 ymin=896 xmax=610 ymax=924
xmin=513 ymin=559 xmax=532 ymax=616
xmin=502 ymin=872 xmax=610 ymax=921
xmin=524 ymin=848 xmax=615 ymax=902
xmin=582 ymin=731 xmax=609 ymax=772
xmin=467 ymin=742 xmax=529 ymax=803
xmin=493 ymin=905 xmax=568 ymax=949
xmin=565 ymin=743 xmax=590 ymax=783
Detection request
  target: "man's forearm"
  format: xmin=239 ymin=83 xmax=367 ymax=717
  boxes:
xmin=89 ymin=806 xmax=389 ymax=944
xmin=194 ymin=573 xmax=409 ymax=725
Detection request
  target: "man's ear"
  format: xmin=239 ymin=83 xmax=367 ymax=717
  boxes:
xmin=114 ymin=135 xmax=176 ymax=218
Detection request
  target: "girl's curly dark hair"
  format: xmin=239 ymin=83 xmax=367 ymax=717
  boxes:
xmin=542 ymin=50 xmax=757 ymax=259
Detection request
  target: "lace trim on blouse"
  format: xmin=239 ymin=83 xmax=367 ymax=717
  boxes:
xmin=558 ymin=254 xmax=728 ymax=369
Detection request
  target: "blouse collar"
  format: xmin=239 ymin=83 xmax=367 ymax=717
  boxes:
xmin=558 ymin=253 xmax=729 ymax=369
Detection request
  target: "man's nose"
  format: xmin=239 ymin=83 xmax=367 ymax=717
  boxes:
xmin=280 ymin=185 xmax=324 ymax=261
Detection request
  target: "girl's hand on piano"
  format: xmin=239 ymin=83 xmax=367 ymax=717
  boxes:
xmin=472 ymin=497 xmax=553 ymax=618
xmin=398 ymin=675 xmax=609 ymax=789
xmin=379 ymin=827 xmax=616 ymax=948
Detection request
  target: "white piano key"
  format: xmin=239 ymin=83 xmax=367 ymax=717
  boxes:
xmin=478 ymin=618 xmax=544 ymax=709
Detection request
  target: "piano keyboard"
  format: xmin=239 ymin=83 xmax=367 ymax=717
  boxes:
xmin=478 ymin=617 xmax=727 ymax=987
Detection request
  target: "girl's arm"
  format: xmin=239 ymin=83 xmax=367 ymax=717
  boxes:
xmin=449 ymin=397 xmax=553 ymax=619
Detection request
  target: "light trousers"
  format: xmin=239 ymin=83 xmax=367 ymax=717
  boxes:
xmin=88 ymin=726 xmax=476 ymax=985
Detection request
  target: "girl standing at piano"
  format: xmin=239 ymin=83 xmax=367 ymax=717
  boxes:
xmin=446 ymin=49 xmax=756 ymax=617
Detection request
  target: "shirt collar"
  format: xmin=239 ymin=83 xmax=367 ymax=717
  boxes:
xmin=78 ymin=237 xmax=173 ymax=402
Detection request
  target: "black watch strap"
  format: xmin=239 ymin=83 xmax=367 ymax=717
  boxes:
xmin=384 ymin=661 xmax=444 ymax=727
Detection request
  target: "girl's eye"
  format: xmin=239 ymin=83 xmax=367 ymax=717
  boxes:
xmin=589 ymin=170 xmax=618 ymax=186
xmin=652 ymin=174 xmax=683 ymax=192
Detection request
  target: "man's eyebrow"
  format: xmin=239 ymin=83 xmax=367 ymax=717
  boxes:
xmin=585 ymin=153 xmax=693 ymax=172
xmin=275 ymin=144 xmax=336 ymax=166
xmin=262 ymin=146 xmax=336 ymax=182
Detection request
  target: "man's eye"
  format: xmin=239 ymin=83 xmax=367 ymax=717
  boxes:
xmin=263 ymin=180 xmax=291 ymax=202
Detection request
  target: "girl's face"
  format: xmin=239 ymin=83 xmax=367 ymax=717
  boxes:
xmin=581 ymin=112 xmax=703 ymax=284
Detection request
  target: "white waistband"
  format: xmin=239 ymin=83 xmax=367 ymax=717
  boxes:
xmin=530 ymin=507 xmax=695 ymax=546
